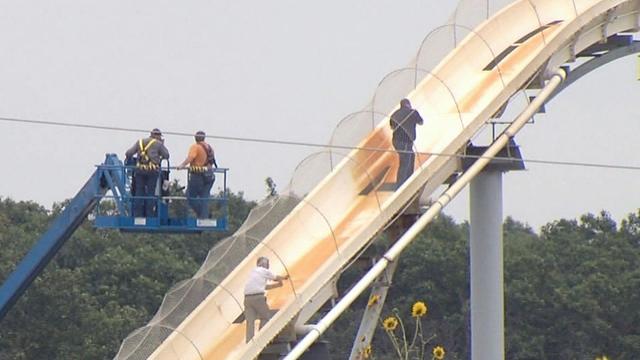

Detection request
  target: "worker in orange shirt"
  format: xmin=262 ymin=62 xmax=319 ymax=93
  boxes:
xmin=177 ymin=131 xmax=218 ymax=219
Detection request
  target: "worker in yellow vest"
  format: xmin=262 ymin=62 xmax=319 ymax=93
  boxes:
xmin=178 ymin=130 xmax=218 ymax=219
xmin=125 ymin=128 xmax=170 ymax=217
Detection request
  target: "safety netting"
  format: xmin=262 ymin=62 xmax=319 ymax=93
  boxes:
xmin=114 ymin=0 xmax=580 ymax=358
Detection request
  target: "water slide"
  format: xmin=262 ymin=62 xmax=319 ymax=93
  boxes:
xmin=115 ymin=0 xmax=640 ymax=359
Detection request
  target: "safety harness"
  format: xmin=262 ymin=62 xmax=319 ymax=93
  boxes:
xmin=137 ymin=138 xmax=159 ymax=171
xmin=189 ymin=165 xmax=209 ymax=173
xmin=189 ymin=143 xmax=215 ymax=173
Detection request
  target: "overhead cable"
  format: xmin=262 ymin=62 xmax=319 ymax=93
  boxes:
xmin=1 ymin=115 xmax=640 ymax=171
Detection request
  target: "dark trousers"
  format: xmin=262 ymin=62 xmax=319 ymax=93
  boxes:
xmin=133 ymin=170 xmax=159 ymax=217
xmin=187 ymin=173 xmax=214 ymax=218
xmin=394 ymin=141 xmax=415 ymax=186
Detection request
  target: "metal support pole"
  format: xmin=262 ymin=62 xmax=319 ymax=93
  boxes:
xmin=283 ymin=69 xmax=565 ymax=360
xmin=348 ymin=260 xmax=399 ymax=360
xmin=470 ymin=170 xmax=504 ymax=360
xmin=349 ymin=208 xmax=419 ymax=360
xmin=0 ymin=155 xmax=121 ymax=321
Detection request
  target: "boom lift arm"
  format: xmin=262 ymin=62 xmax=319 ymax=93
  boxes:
xmin=0 ymin=154 xmax=124 ymax=321
xmin=0 ymin=153 xmax=229 ymax=321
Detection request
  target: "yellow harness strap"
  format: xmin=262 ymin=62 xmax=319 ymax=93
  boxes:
xmin=137 ymin=138 xmax=158 ymax=170
xmin=189 ymin=165 xmax=208 ymax=173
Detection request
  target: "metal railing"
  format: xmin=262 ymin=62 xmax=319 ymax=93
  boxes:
xmin=94 ymin=160 xmax=229 ymax=232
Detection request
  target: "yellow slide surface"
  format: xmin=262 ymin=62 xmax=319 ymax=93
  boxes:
xmin=118 ymin=1 xmax=639 ymax=359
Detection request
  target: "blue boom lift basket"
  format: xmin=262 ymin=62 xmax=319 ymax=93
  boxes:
xmin=0 ymin=153 xmax=230 ymax=320
xmin=93 ymin=154 xmax=228 ymax=233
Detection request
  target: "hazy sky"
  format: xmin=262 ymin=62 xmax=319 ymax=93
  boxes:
xmin=0 ymin=1 xmax=638 ymax=230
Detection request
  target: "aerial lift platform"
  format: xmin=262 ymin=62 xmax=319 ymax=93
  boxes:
xmin=0 ymin=153 xmax=229 ymax=320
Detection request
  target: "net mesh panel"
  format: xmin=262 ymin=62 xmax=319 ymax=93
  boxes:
xmin=114 ymin=195 xmax=300 ymax=359
xmin=113 ymin=0 xmax=542 ymax=358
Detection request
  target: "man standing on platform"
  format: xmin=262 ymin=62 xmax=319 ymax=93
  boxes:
xmin=125 ymin=128 xmax=170 ymax=217
xmin=390 ymin=98 xmax=423 ymax=187
xmin=177 ymin=130 xmax=218 ymax=219
xmin=243 ymin=256 xmax=289 ymax=342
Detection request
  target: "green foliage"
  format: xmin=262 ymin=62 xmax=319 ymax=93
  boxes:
xmin=325 ymin=212 xmax=640 ymax=360
xmin=505 ymin=211 xmax=640 ymax=359
xmin=0 ymin=192 xmax=254 ymax=359
xmin=1 ymin=193 xmax=639 ymax=359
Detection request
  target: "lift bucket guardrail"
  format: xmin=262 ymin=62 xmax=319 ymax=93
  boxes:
xmin=94 ymin=159 xmax=229 ymax=233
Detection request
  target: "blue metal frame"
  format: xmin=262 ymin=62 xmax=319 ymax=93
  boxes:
xmin=0 ymin=154 xmax=120 ymax=320
xmin=0 ymin=154 xmax=229 ymax=321
xmin=93 ymin=157 xmax=229 ymax=233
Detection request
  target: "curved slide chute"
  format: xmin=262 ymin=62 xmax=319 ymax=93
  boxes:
xmin=116 ymin=0 xmax=640 ymax=359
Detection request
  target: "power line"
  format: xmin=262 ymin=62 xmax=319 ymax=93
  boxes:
xmin=0 ymin=115 xmax=332 ymax=147
xmin=2 ymin=115 xmax=640 ymax=172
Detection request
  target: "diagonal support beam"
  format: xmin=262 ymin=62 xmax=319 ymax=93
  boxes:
xmin=348 ymin=257 xmax=399 ymax=360
xmin=283 ymin=68 xmax=566 ymax=360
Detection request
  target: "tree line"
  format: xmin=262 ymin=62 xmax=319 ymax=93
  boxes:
xmin=0 ymin=195 xmax=638 ymax=359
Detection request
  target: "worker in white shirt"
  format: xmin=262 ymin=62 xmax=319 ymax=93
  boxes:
xmin=244 ymin=256 xmax=289 ymax=342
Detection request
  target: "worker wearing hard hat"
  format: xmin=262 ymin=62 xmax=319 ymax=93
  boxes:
xmin=125 ymin=128 xmax=170 ymax=217
xmin=177 ymin=130 xmax=218 ymax=219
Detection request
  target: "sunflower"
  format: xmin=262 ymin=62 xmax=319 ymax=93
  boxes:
xmin=382 ymin=316 xmax=398 ymax=331
xmin=362 ymin=344 xmax=372 ymax=359
xmin=433 ymin=345 xmax=445 ymax=360
xmin=367 ymin=294 xmax=380 ymax=307
xmin=412 ymin=301 xmax=428 ymax=318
